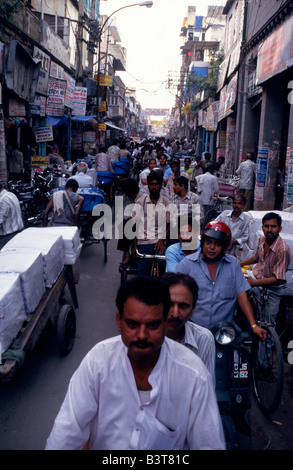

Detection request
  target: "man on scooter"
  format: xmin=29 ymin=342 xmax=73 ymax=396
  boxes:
xmin=175 ymin=220 xmax=266 ymax=340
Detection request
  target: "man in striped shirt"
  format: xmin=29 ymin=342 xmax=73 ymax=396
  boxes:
xmin=240 ymin=212 xmax=291 ymax=326
xmin=0 ymin=183 xmax=24 ymax=249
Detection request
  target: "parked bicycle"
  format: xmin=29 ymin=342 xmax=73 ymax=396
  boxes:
xmin=204 ymin=196 xmax=232 ymax=226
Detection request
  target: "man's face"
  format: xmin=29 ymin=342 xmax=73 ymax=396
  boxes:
xmin=166 ymin=283 xmax=194 ymax=340
xmin=148 ymin=178 xmax=162 ymax=198
xmin=262 ymin=218 xmax=281 ymax=243
xmin=173 ymin=181 xmax=183 ymax=195
xmin=232 ymin=196 xmax=245 ymax=214
xmin=116 ymin=297 xmax=166 ymax=364
xmin=171 ymin=163 xmax=180 ymax=175
xmin=202 ymin=236 xmax=224 ymax=261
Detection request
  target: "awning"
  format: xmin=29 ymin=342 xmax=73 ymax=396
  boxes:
xmin=105 ymin=122 xmax=125 ymax=131
xmin=71 ymin=115 xmax=96 ymax=122
xmin=46 ymin=115 xmax=68 ymax=127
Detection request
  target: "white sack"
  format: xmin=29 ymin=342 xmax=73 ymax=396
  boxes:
xmin=0 ymin=273 xmax=26 ymax=354
xmin=2 ymin=230 xmax=64 ymax=288
xmin=0 ymin=251 xmax=45 ymax=313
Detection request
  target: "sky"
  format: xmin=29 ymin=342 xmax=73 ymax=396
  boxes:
xmin=100 ymin=0 xmax=227 ymax=111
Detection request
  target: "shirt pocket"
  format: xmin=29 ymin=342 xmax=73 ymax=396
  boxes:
xmin=219 ymin=277 xmax=235 ymax=300
xmin=144 ymin=417 xmax=183 ymax=450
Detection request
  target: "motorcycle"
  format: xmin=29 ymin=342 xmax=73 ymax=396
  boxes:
xmin=210 ymin=322 xmax=252 ymax=450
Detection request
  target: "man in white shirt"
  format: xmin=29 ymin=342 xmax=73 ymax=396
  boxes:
xmin=236 ymin=152 xmax=256 ymax=211
xmin=45 ymin=276 xmax=225 ymax=450
xmin=69 ymin=162 xmax=94 ymax=188
xmin=0 ymin=183 xmax=24 ymax=249
xmin=215 ymin=193 xmax=251 ymax=257
xmin=162 ymin=272 xmax=215 ymax=383
xmin=199 ymin=163 xmax=219 ymax=216
xmin=138 ymin=158 xmax=157 ymax=189
xmin=107 ymin=139 xmax=121 ymax=162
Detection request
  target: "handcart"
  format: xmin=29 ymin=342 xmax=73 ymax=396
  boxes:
xmin=79 ymin=188 xmax=109 ymax=262
xmin=0 ymin=266 xmax=78 ymax=383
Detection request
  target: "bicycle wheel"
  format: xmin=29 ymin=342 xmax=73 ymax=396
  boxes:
xmin=251 ymin=324 xmax=284 ymax=414
xmin=204 ymin=209 xmax=219 ymax=226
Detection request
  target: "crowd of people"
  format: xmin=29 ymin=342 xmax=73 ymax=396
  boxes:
xmin=1 ymin=135 xmax=291 ymax=451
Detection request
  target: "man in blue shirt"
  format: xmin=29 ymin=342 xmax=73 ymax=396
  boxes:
xmin=166 ymin=213 xmax=200 ymax=272
xmin=176 ymin=220 xmax=266 ymax=340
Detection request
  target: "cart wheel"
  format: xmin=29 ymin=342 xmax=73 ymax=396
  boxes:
xmin=56 ymin=304 xmax=76 ymax=355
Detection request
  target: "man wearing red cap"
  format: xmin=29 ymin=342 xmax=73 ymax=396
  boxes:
xmin=176 ymin=220 xmax=266 ymax=340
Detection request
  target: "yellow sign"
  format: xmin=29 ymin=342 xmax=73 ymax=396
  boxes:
xmin=98 ymin=124 xmax=106 ymax=131
xmin=99 ymin=100 xmax=107 ymax=112
xmin=99 ymin=75 xmax=113 ymax=87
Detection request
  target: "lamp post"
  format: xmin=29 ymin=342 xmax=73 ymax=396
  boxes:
xmin=96 ymin=2 xmax=153 ymax=139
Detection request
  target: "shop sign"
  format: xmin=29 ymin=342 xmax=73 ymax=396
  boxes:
xmin=98 ymin=124 xmax=107 ymax=131
xmin=99 ymin=100 xmax=107 ymax=113
xmin=30 ymin=95 xmax=46 ymax=117
xmin=46 ymin=78 xmax=67 ymax=116
xmin=33 ymin=46 xmax=50 ymax=97
xmin=256 ymin=16 xmax=293 ymax=85
xmin=143 ymin=108 xmax=170 ymax=116
xmin=9 ymin=98 xmax=26 ymax=117
xmin=83 ymin=131 xmax=96 ymax=142
xmin=63 ymin=72 xmax=75 ymax=110
xmin=31 ymin=156 xmax=49 ymax=175
xmin=35 ymin=126 xmax=54 ymax=143
xmin=50 ymin=61 xmax=64 ymax=80
xmin=72 ymin=87 xmax=87 ymax=116
xmin=99 ymin=75 xmax=113 ymax=87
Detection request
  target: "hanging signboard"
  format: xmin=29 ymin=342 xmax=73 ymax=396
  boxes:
xmin=46 ymin=78 xmax=67 ymax=116
xmin=99 ymin=75 xmax=113 ymax=87
xmin=63 ymin=71 xmax=75 ymax=110
xmin=72 ymin=87 xmax=87 ymax=116
xmin=31 ymin=156 xmax=49 ymax=176
xmin=35 ymin=126 xmax=54 ymax=143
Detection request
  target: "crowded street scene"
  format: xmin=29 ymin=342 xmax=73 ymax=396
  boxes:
xmin=0 ymin=0 xmax=293 ymax=456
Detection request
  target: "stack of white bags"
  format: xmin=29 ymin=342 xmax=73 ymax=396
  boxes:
xmin=0 ymin=226 xmax=82 ymax=354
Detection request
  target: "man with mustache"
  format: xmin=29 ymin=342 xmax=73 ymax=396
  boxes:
xmin=45 ymin=277 xmax=225 ymax=450
xmin=240 ymin=212 xmax=291 ymax=326
xmin=175 ymin=220 xmax=266 ymax=340
xmin=132 ymin=171 xmax=172 ymax=276
xmin=162 ymin=272 xmax=215 ymax=382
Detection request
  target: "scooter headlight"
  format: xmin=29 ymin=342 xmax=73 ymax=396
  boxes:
xmin=214 ymin=323 xmax=236 ymax=345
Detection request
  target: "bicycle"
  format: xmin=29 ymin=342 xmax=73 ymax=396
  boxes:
xmin=135 ymin=249 xmax=166 ymax=278
xmin=203 ymin=196 xmax=231 ymax=226
xmin=247 ymin=287 xmax=285 ymax=414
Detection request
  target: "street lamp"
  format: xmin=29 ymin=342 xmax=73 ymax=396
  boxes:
xmin=96 ymin=1 xmax=153 ymax=132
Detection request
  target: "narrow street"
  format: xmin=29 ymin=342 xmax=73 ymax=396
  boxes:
xmin=0 ymin=238 xmax=292 ymax=451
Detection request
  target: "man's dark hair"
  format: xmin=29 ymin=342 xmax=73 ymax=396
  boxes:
xmin=65 ymin=179 xmax=79 ymax=192
xmin=162 ymin=272 xmax=198 ymax=308
xmin=233 ymin=193 xmax=246 ymax=204
xmin=171 ymin=159 xmax=180 ymax=167
xmin=262 ymin=212 xmax=282 ymax=227
xmin=147 ymin=171 xmax=163 ymax=184
xmin=116 ymin=276 xmax=171 ymax=319
xmin=174 ymin=176 xmax=188 ymax=190
xmin=122 ymin=178 xmax=139 ymax=195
